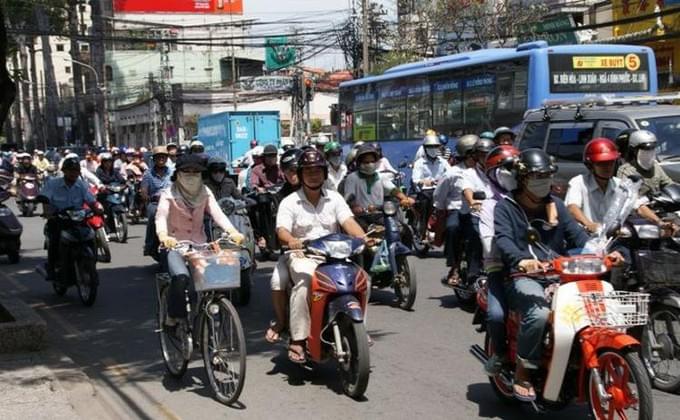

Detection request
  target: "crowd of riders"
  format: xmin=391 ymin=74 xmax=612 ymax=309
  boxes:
xmin=4 ymin=121 xmax=673 ymax=408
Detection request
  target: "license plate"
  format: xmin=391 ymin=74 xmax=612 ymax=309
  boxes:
xmin=25 ymin=183 xmax=34 ymax=188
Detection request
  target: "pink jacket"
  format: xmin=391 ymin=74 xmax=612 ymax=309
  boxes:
xmin=155 ymin=187 xmax=235 ymax=243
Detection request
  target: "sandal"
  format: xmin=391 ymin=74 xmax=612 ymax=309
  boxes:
xmin=265 ymin=321 xmax=286 ymax=344
xmin=441 ymin=268 xmax=461 ymax=287
xmin=288 ymin=341 xmax=307 ymax=364
xmin=513 ymin=380 xmax=536 ymax=402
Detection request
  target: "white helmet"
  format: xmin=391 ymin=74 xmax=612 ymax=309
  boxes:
xmin=423 ymin=133 xmax=440 ymax=147
xmin=251 ymin=145 xmax=264 ymax=157
xmin=315 ymin=135 xmax=330 ymax=146
xmin=628 ymin=130 xmax=657 ymax=149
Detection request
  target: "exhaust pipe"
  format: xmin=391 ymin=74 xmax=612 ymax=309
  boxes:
xmin=470 ymin=344 xmax=488 ymax=364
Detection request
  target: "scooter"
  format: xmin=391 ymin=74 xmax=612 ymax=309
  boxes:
xmin=357 ymin=199 xmax=417 ymax=310
xmin=297 ymin=233 xmax=371 ymax=399
xmin=36 ymin=204 xmax=100 ymax=306
xmin=0 ymin=184 xmax=22 ymax=263
xmin=100 ymin=183 xmax=129 ymax=243
xmin=207 ymin=196 xmax=256 ymax=305
xmin=404 ymin=183 xmax=435 ymax=257
xmin=470 ymin=229 xmax=653 ymax=418
xmin=249 ymin=184 xmax=283 ymax=260
xmin=126 ymin=170 xmax=145 ymax=224
xmin=16 ymin=173 xmax=39 ymax=217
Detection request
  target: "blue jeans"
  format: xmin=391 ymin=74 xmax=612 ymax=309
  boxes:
xmin=444 ymin=210 xmax=462 ymax=267
xmin=144 ymin=202 xmax=158 ymax=253
xmin=504 ymin=277 xmax=550 ymax=367
xmin=465 ymin=216 xmax=482 ymax=281
xmin=487 ymin=270 xmax=508 ymax=355
xmin=161 ymin=249 xmax=194 ymax=319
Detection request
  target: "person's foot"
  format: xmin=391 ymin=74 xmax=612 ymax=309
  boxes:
xmin=288 ymin=341 xmax=306 ymax=364
xmin=442 ymin=267 xmax=461 ymax=287
xmin=513 ymin=380 xmax=536 ymax=402
xmin=265 ymin=321 xmax=286 ymax=343
xmin=484 ymin=353 xmax=506 ymax=376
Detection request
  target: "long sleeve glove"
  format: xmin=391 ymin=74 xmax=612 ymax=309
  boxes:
xmin=158 ymin=231 xmax=178 ymax=249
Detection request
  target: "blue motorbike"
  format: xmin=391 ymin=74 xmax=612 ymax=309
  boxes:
xmin=100 ymin=183 xmax=129 ymax=243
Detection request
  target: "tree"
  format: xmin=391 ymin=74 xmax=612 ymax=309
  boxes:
xmin=337 ymin=2 xmax=391 ymax=77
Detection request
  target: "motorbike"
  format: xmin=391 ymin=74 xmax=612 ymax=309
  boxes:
xmin=0 ymin=183 xmax=22 ymax=263
xmin=615 ymin=184 xmax=680 ymax=392
xmin=126 ymin=170 xmax=145 ymax=224
xmin=295 ymin=233 xmax=371 ymax=399
xmin=357 ymin=199 xmax=417 ymax=310
xmin=404 ymin=183 xmax=435 ymax=257
xmin=16 ymin=173 xmax=40 ymax=217
xmin=249 ymin=183 xmax=283 ymax=260
xmin=99 ymin=183 xmax=129 ymax=243
xmin=470 ymin=228 xmax=653 ymax=419
xmin=207 ymin=196 xmax=256 ymax=305
xmin=37 ymin=205 xmax=99 ymax=306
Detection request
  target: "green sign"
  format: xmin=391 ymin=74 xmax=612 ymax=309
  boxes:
xmin=519 ymin=14 xmax=578 ymax=46
xmin=265 ymin=37 xmax=296 ymax=71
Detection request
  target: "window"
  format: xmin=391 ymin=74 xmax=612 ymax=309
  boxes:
xmin=56 ymin=44 xmax=64 ymax=52
xmin=406 ymin=78 xmax=431 ymax=139
xmin=65 ymin=66 xmax=71 ymax=74
xmin=463 ymin=73 xmax=495 ymax=129
xmin=545 ymin=122 xmax=595 ymax=161
xmin=518 ymin=122 xmax=548 ymax=150
xmin=352 ymin=85 xmax=376 ymax=141
xmin=377 ymin=82 xmax=406 ymax=140
xmin=431 ymin=77 xmax=462 ymax=137
xmin=596 ymin=120 xmax=629 ymax=142
xmin=80 ymin=43 xmax=89 ymax=52
xmin=105 ymin=65 xmax=113 ymax=82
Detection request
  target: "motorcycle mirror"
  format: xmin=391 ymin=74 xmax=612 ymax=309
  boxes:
xmin=472 ymin=191 xmax=486 ymax=201
xmin=398 ymin=160 xmax=408 ymax=169
xmin=526 ymin=226 xmax=541 ymax=245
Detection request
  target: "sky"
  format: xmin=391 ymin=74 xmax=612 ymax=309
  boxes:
xmin=243 ymin=0 xmax=397 ymax=70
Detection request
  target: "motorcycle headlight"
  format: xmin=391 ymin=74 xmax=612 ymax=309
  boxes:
xmin=66 ymin=209 xmax=87 ymax=222
xmin=560 ymin=257 xmax=607 ymax=275
xmin=634 ymin=224 xmax=660 ymax=239
xmin=383 ymin=200 xmax=397 ymax=216
xmin=324 ymin=240 xmax=352 ymax=260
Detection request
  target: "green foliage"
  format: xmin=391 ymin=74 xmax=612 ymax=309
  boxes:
xmin=310 ymin=118 xmax=323 ymax=134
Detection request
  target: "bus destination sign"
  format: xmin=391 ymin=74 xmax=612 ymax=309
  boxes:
xmin=549 ymin=53 xmax=649 ymax=93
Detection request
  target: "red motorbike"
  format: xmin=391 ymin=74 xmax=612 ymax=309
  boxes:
xmin=87 ymin=184 xmax=111 ymax=263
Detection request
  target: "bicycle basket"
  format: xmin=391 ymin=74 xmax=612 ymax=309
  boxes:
xmin=580 ymin=291 xmax=649 ymax=328
xmin=637 ymin=250 xmax=680 ymax=286
xmin=185 ymin=248 xmax=240 ymax=291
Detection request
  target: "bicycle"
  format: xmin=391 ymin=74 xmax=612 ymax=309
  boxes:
xmin=155 ymin=238 xmax=247 ymax=405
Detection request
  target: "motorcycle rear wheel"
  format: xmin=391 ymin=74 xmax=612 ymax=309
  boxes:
xmin=158 ymin=286 xmax=190 ymax=378
xmin=95 ymin=228 xmax=111 ymax=263
xmin=394 ymin=256 xmax=417 ymax=310
xmin=75 ymin=260 xmax=98 ymax=307
xmin=201 ymin=296 xmax=247 ymax=405
xmin=338 ymin=316 xmax=370 ymax=399
xmin=588 ymin=349 xmax=653 ymax=420
xmin=642 ymin=306 xmax=680 ymax=392
xmin=114 ymin=213 xmax=128 ymax=243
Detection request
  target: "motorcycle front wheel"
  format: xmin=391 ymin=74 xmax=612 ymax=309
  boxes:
xmin=201 ymin=296 xmax=246 ymax=405
xmin=394 ymin=256 xmax=417 ymax=310
xmin=588 ymin=349 xmax=653 ymax=420
xmin=95 ymin=228 xmax=111 ymax=263
xmin=158 ymin=285 xmax=190 ymax=378
xmin=75 ymin=259 xmax=98 ymax=306
xmin=641 ymin=306 xmax=680 ymax=392
xmin=114 ymin=212 xmax=128 ymax=243
xmin=338 ymin=316 xmax=370 ymax=399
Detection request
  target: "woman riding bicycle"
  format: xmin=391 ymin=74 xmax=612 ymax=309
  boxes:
xmin=155 ymin=154 xmax=245 ymax=326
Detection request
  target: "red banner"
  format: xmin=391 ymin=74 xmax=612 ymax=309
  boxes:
xmin=113 ymin=0 xmax=243 ymax=14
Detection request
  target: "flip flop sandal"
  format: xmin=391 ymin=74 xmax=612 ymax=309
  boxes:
xmin=265 ymin=327 xmax=282 ymax=344
xmin=513 ymin=380 xmax=537 ymax=402
xmin=288 ymin=343 xmax=307 ymax=364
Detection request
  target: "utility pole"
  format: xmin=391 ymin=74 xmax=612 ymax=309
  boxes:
xmin=90 ymin=0 xmax=108 ymax=147
xmin=229 ymin=15 xmax=238 ymax=111
xmin=68 ymin=0 xmax=85 ymax=146
xmin=361 ymin=0 xmax=369 ymax=76
xmin=160 ymin=41 xmax=171 ymax=144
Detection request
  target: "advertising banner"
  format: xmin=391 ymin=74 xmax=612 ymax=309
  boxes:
xmin=113 ymin=0 xmax=243 ymax=14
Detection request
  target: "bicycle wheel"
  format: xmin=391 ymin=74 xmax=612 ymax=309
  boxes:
xmin=201 ymin=296 xmax=246 ymax=405
xmin=158 ymin=285 xmax=189 ymax=378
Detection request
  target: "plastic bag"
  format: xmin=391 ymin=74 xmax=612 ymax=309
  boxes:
xmin=370 ymin=240 xmax=391 ymax=273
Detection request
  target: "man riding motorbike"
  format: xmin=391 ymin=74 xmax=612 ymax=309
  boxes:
xmin=323 ymin=141 xmax=347 ymax=191
xmin=38 ymin=157 xmax=102 ymax=281
xmin=189 ymin=140 xmax=205 ymax=155
xmin=343 ymin=144 xmax=413 ymax=227
xmin=617 ymin=129 xmax=674 ymax=198
xmin=278 ymin=148 xmax=303 ymax=199
xmin=33 ymin=150 xmax=50 ymax=173
xmin=250 ymin=144 xmax=284 ymax=192
xmin=96 ymin=153 xmax=126 ymax=185
xmin=412 ymin=132 xmax=449 ymax=188
xmin=141 ymin=146 xmax=172 ymax=256
xmin=155 ymin=154 xmax=244 ymax=325
xmin=15 ymin=152 xmax=38 ymax=176
xmin=493 ymin=127 xmax=515 ymax=146
xmin=493 ymin=148 xmax=625 ymax=402
xmin=268 ymin=149 xmax=367 ymax=363
xmin=204 ymin=156 xmax=240 ymax=200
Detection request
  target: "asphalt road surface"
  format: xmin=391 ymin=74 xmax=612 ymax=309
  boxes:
xmin=1 ymin=202 xmax=678 ymax=419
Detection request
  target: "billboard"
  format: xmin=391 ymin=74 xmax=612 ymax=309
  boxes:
xmin=113 ymin=0 xmax=243 ymax=14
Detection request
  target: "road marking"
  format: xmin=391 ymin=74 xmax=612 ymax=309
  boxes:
xmin=155 ymin=402 xmax=183 ymax=420
xmin=101 ymin=357 xmax=129 ymax=377
xmin=0 ymin=268 xmax=29 ymax=292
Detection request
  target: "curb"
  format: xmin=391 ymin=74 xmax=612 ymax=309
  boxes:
xmin=0 ymin=295 xmax=47 ymax=353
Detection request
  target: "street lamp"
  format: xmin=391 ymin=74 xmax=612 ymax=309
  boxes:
xmin=63 ymin=57 xmax=109 ymax=147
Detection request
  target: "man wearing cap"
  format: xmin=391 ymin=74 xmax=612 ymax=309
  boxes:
xmin=141 ymin=146 xmax=172 ymax=256
xmin=39 ymin=157 xmax=101 ymax=281
xmin=166 ymin=143 xmax=178 ymax=170
xmin=250 ymin=144 xmax=284 ymax=191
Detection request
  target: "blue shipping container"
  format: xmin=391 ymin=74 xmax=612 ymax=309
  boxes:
xmin=197 ymin=111 xmax=280 ymax=168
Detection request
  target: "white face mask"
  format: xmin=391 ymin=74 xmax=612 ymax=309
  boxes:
xmin=495 ymin=168 xmax=517 ymax=192
xmin=177 ymin=172 xmax=203 ymax=193
xmin=425 ymin=147 xmax=439 ymax=159
xmin=359 ymin=162 xmax=377 ymax=175
xmin=637 ymin=149 xmax=656 ymax=170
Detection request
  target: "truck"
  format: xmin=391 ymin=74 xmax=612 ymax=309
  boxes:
xmin=197 ymin=111 xmax=280 ymax=170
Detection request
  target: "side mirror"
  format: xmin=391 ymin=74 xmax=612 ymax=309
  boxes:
xmin=526 ymin=226 xmax=541 ymax=245
xmin=472 ymin=191 xmax=486 ymax=201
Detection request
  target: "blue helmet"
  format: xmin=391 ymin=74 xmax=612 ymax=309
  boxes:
xmin=438 ymin=134 xmax=449 ymax=146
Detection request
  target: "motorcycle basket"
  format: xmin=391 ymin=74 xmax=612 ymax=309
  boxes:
xmin=637 ymin=250 xmax=680 ymax=286
xmin=185 ymin=248 xmax=240 ymax=292
xmin=580 ymin=291 xmax=650 ymax=328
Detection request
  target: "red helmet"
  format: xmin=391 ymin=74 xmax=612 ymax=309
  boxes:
xmin=584 ymin=138 xmax=619 ymax=164
xmin=485 ymin=145 xmax=519 ymax=175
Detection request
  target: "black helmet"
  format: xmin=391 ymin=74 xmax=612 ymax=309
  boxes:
xmin=207 ymin=156 xmax=227 ymax=172
xmin=517 ymin=148 xmax=557 ymax=177
xmin=355 ymin=144 xmax=379 ymax=163
xmin=263 ymin=144 xmax=278 ymax=156
xmin=296 ymin=149 xmax=328 ymax=180
xmin=474 ymin=138 xmax=495 ymax=155
xmin=61 ymin=157 xmax=80 ymax=171
xmin=615 ymin=128 xmax=637 ymax=161
xmin=175 ymin=153 xmax=207 ymax=172
xmin=178 ymin=144 xmax=189 ymax=156
xmin=281 ymin=148 xmax=303 ymax=171
xmin=372 ymin=142 xmax=383 ymax=158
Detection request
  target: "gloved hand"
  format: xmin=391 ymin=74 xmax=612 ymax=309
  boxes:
xmin=158 ymin=232 xmax=178 ymax=249
xmin=225 ymin=229 xmax=245 ymax=245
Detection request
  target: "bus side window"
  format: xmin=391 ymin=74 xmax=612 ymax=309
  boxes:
xmin=518 ymin=122 xmax=548 ymax=150
xmin=545 ymin=123 xmax=594 ymax=161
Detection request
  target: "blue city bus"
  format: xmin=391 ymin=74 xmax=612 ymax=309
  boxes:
xmin=335 ymin=41 xmax=657 ymax=167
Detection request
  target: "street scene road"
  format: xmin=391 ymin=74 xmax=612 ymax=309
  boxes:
xmin=1 ymin=204 xmax=678 ymax=420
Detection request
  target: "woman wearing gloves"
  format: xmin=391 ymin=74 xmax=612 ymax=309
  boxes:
xmin=155 ymin=154 xmax=245 ymax=325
